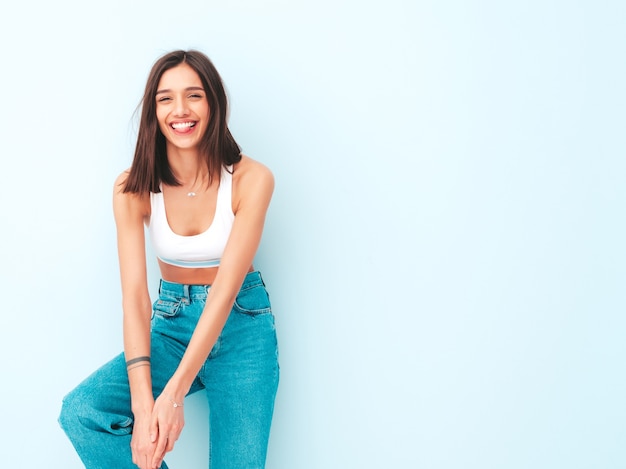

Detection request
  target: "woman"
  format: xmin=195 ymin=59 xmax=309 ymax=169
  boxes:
xmin=59 ymin=50 xmax=279 ymax=469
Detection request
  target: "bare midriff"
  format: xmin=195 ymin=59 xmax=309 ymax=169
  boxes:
xmin=158 ymin=259 xmax=254 ymax=286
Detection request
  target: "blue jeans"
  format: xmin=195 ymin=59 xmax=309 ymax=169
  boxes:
xmin=59 ymin=271 xmax=279 ymax=469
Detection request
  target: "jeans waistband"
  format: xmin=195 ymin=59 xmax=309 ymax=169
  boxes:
xmin=158 ymin=270 xmax=264 ymax=300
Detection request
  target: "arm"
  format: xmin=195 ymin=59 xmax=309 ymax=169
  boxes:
xmin=112 ymin=172 xmax=156 ymax=468
xmin=150 ymin=157 xmax=275 ymax=466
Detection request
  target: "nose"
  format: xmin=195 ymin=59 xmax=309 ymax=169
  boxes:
xmin=173 ymin=97 xmax=189 ymax=117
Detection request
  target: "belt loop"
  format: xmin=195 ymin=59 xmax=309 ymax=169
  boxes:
xmin=183 ymin=284 xmax=190 ymax=302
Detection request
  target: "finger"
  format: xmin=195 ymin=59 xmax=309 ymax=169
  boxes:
xmin=152 ymin=450 xmax=165 ymax=468
xmin=152 ymin=433 xmax=169 ymax=468
xmin=149 ymin=416 xmax=159 ymax=443
xmin=166 ymin=434 xmax=177 ymax=452
xmin=136 ymin=453 xmax=150 ymax=469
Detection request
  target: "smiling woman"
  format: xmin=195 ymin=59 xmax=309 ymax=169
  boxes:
xmin=58 ymin=50 xmax=279 ymax=469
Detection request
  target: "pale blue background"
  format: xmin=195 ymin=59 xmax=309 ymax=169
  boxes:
xmin=0 ymin=1 xmax=624 ymax=468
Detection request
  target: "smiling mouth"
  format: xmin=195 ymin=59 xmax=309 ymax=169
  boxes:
xmin=171 ymin=121 xmax=197 ymax=130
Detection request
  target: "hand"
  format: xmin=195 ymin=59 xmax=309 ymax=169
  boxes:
xmin=149 ymin=392 xmax=185 ymax=469
xmin=130 ymin=409 xmax=159 ymax=469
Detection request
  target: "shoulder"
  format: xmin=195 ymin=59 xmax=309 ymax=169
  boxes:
xmin=232 ymin=155 xmax=274 ymax=192
xmin=231 ymin=155 xmax=274 ymax=212
xmin=113 ymin=169 xmax=150 ymax=221
xmin=114 ymin=169 xmax=131 ymax=192
xmin=233 ymin=154 xmax=273 ymax=180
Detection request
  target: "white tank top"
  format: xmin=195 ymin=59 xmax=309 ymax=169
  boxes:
xmin=148 ymin=166 xmax=234 ymax=268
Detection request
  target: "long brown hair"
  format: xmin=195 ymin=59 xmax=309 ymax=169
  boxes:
xmin=123 ymin=50 xmax=241 ymax=193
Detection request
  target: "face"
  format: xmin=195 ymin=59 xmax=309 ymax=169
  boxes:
xmin=155 ymin=63 xmax=209 ymax=152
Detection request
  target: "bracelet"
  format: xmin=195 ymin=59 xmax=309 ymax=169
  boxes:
xmin=166 ymin=394 xmax=184 ymax=408
xmin=126 ymin=356 xmax=151 ymax=367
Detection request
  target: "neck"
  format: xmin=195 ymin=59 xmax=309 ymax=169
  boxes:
xmin=166 ymin=145 xmax=207 ymax=184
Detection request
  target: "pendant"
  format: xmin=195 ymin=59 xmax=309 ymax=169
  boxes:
xmin=187 ymin=192 xmax=196 ymax=197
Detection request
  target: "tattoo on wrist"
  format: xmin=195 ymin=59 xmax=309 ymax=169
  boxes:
xmin=125 ymin=356 xmax=151 ymax=367
xmin=126 ymin=363 xmax=151 ymax=372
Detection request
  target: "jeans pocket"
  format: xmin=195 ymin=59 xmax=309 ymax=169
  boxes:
xmin=152 ymin=298 xmax=182 ymax=319
xmin=233 ymin=284 xmax=272 ymax=316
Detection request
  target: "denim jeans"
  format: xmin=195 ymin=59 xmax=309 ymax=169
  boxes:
xmin=59 ymin=271 xmax=279 ymax=469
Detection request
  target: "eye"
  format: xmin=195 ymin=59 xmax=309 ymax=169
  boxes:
xmin=157 ymin=96 xmax=172 ymax=103
xmin=188 ymin=93 xmax=204 ymax=99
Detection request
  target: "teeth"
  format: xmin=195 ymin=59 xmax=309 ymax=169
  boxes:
xmin=171 ymin=122 xmax=195 ymax=129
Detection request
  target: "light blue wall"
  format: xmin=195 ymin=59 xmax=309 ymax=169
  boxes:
xmin=1 ymin=1 xmax=624 ymax=467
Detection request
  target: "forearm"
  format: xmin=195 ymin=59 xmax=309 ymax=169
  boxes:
xmin=123 ymin=297 xmax=154 ymax=413
xmin=165 ymin=288 xmax=237 ymax=398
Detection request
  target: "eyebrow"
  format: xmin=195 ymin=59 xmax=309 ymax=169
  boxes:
xmin=156 ymin=86 xmax=205 ymax=95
